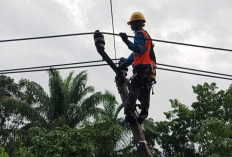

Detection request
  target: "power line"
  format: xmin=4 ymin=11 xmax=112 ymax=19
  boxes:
xmin=0 ymin=32 xmax=232 ymax=52
xmin=1 ymin=59 xmax=231 ymax=78
xmin=0 ymin=63 xmax=108 ymax=75
xmin=157 ymin=63 xmax=232 ymax=78
xmin=102 ymin=32 xmax=232 ymax=52
xmin=0 ymin=59 xmax=232 ymax=81
xmin=109 ymin=0 xmax=117 ymax=61
xmin=0 ymin=32 xmax=94 ymax=43
xmin=0 ymin=59 xmax=105 ymax=73
xmin=157 ymin=67 xmax=232 ymax=81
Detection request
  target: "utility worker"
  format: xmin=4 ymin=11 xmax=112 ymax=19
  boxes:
xmin=118 ymin=12 xmax=156 ymax=125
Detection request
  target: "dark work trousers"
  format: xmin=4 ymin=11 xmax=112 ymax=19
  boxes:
xmin=124 ymin=69 xmax=151 ymax=117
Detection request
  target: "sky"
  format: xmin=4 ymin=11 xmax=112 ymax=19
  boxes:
xmin=0 ymin=0 xmax=232 ymax=122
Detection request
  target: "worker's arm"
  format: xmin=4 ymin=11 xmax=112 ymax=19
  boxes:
xmin=127 ymin=32 xmax=145 ymax=54
xmin=119 ymin=32 xmax=145 ymax=54
xmin=120 ymin=32 xmax=145 ymax=68
xmin=118 ymin=32 xmax=146 ymax=68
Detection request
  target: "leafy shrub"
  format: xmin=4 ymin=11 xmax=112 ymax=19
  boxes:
xmin=0 ymin=147 xmax=9 ymax=157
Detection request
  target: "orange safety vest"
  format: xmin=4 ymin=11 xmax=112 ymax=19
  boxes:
xmin=133 ymin=30 xmax=155 ymax=67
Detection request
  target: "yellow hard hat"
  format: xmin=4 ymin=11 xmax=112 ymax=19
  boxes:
xmin=127 ymin=12 xmax=146 ymax=25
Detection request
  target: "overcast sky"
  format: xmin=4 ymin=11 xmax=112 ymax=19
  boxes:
xmin=0 ymin=0 xmax=232 ymax=121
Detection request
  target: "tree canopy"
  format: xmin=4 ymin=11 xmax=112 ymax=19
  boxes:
xmin=1 ymin=72 xmax=232 ymax=157
xmin=144 ymin=83 xmax=232 ymax=156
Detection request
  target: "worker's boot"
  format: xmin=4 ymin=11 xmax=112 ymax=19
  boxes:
xmin=125 ymin=111 xmax=137 ymax=125
xmin=137 ymin=110 xmax=148 ymax=124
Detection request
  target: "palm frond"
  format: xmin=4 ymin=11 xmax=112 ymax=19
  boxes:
xmin=74 ymin=86 xmax=95 ymax=103
xmin=143 ymin=119 xmax=157 ymax=134
xmin=67 ymin=105 xmax=83 ymax=128
xmin=63 ymin=71 xmax=74 ymax=104
xmin=69 ymin=71 xmax=95 ymax=104
xmin=101 ymin=91 xmax=118 ymax=119
xmin=114 ymin=104 xmax=124 ymax=120
xmin=67 ymin=91 xmax=104 ymax=126
xmin=63 ymin=71 xmax=74 ymax=91
xmin=96 ymin=107 xmax=107 ymax=116
xmin=116 ymin=130 xmax=134 ymax=153
xmin=48 ymin=69 xmax=65 ymax=121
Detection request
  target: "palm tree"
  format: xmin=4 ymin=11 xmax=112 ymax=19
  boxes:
xmin=96 ymin=91 xmax=136 ymax=155
xmin=0 ymin=70 xmax=107 ymax=129
xmin=97 ymin=90 xmax=124 ymax=123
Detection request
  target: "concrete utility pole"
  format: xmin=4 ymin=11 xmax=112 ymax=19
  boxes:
xmin=93 ymin=30 xmax=153 ymax=157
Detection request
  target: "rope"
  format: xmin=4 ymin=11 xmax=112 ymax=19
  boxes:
xmin=109 ymin=0 xmax=117 ymax=61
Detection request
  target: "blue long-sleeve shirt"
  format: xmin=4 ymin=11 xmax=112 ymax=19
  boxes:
xmin=122 ymin=31 xmax=146 ymax=67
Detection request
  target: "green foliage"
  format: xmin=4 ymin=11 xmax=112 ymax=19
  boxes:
xmin=195 ymin=117 xmax=232 ymax=156
xmin=13 ymin=116 xmax=122 ymax=157
xmin=97 ymin=90 xmax=123 ymax=122
xmin=1 ymin=70 xmax=108 ymax=130
xmin=0 ymin=75 xmax=22 ymax=148
xmin=82 ymin=117 xmax=122 ymax=156
xmin=0 ymin=147 xmax=9 ymax=157
xmin=192 ymin=83 xmax=225 ymax=121
xmin=154 ymin=99 xmax=195 ymax=156
xmin=2 ymin=72 xmax=232 ymax=156
xmin=28 ymin=126 xmax=94 ymax=157
xmin=150 ymin=82 xmax=232 ymax=156
xmin=0 ymin=98 xmax=47 ymax=126
xmin=0 ymin=75 xmax=21 ymax=99
xmin=0 ymin=71 xmax=116 ymax=156
xmin=9 ymin=88 xmax=125 ymax=156
xmin=143 ymin=118 xmax=161 ymax=156
xmin=12 ymin=147 xmax=35 ymax=157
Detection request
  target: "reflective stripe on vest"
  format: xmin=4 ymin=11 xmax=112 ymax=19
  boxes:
xmin=133 ymin=30 xmax=154 ymax=67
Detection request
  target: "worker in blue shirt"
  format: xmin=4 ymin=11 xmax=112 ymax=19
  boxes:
xmin=119 ymin=32 xmax=147 ymax=67
xmin=118 ymin=12 xmax=156 ymax=125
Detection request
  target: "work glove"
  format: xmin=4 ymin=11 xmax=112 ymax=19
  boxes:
xmin=94 ymin=30 xmax=105 ymax=51
xmin=117 ymin=57 xmax=128 ymax=71
xmin=117 ymin=64 xmax=127 ymax=72
xmin=119 ymin=32 xmax=132 ymax=46
xmin=117 ymin=57 xmax=128 ymax=77
xmin=119 ymin=33 xmax=128 ymax=42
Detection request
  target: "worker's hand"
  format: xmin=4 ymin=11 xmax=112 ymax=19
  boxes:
xmin=118 ymin=58 xmax=127 ymax=70
xmin=117 ymin=65 xmax=123 ymax=71
xmin=119 ymin=32 xmax=132 ymax=46
xmin=119 ymin=32 xmax=128 ymax=43
xmin=117 ymin=64 xmax=128 ymax=77
xmin=94 ymin=30 xmax=105 ymax=51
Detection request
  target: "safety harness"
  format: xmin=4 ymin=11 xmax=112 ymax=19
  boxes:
xmin=132 ymin=30 xmax=157 ymax=93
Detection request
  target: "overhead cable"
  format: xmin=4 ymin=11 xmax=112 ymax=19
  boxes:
xmin=157 ymin=67 xmax=232 ymax=81
xmin=0 ymin=59 xmax=106 ymax=73
xmin=102 ymin=32 xmax=232 ymax=52
xmin=158 ymin=63 xmax=232 ymax=78
xmin=1 ymin=59 xmax=231 ymax=78
xmin=0 ymin=32 xmax=94 ymax=43
xmin=0 ymin=59 xmax=232 ymax=81
xmin=0 ymin=32 xmax=232 ymax=52
xmin=0 ymin=63 xmax=108 ymax=75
